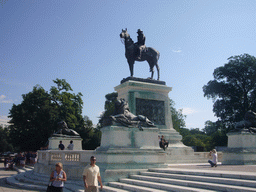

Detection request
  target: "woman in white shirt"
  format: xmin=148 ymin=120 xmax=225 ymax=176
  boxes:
xmin=208 ymin=149 xmax=218 ymax=167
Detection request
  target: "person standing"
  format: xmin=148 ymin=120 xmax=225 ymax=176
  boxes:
xmin=208 ymin=149 xmax=218 ymax=167
xmin=58 ymin=141 xmax=65 ymax=150
xmin=67 ymin=140 xmax=74 ymax=150
xmin=83 ymin=156 xmax=103 ymax=192
xmin=49 ymin=162 xmax=67 ymax=192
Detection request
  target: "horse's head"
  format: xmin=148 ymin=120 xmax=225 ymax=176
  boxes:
xmin=120 ymin=28 xmax=130 ymax=39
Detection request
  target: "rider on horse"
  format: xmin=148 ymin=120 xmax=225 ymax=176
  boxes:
xmin=135 ymin=29 xmax=146 ymax=60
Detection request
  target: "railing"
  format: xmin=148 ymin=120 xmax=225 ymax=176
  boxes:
xmin=51 ymin=153 xmax=62 ymax=161
xmin=65 ymin=153 xmax=80 ymax=162
xmin=37 ymin=150 xmax=94 ymax=165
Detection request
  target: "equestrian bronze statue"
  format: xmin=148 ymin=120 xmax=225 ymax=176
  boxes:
xmin=120 ymin=29 xmax=160 ymax=80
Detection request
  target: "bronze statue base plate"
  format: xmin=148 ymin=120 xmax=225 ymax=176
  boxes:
xmin=121 ymin=77 xmax=166 ymax=85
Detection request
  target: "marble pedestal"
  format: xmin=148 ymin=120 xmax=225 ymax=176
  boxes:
xmin=115 ymin=78 xmax=186 ymax=147
xmin=222 ymin=131 xmax=256 ymax=165
xmin=96 ymin=125 xmax=167 ymax=182
xmin=48 ymin=136 xmax=83 ymax=150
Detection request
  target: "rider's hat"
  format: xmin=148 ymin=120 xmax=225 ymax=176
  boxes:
xmin=137 ymin=29 xmax=143 ymax=34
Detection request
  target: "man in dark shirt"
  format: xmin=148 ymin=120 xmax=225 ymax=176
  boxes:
xmin=160 ymin=135 xmax=169 ymax=151
xmin=58 ymin=141 xmax=65 ymax=150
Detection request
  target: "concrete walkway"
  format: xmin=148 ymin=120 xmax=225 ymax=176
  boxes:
xmin=0 ymin=163 xmax=41 ymax=192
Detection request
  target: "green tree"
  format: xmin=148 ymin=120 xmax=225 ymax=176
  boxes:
xmin=98 ymin=92 xmax=118 ymax=128
xmin=76 ymin=116 xmax=101 ymax=150
xmin=202 ymin=120 xmax=218 ymax=135
xmin=0 ymin=125 xmax=14 ymax=152
xmin=170 ymin=99 xmax=186 ymax=131
xmin=182 ymin=129 xmax=212 ymax=151
xmin=8 ymin=79 xmax=85 ymax=151
xmin=203 ymin=54 xmax=256 ymax=131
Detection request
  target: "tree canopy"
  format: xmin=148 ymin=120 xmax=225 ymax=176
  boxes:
xmin=8 ymin=79 xmax=85 ymax=151
xmin=97 ymin=92 xmax=118 ymax=128
xmin=203 ymin=54 xmax=256 ymax=130
xmin=170 ymin=99 xmax=186 ymax=131
xmin=0 ymin=125 xmax=14 ymax=152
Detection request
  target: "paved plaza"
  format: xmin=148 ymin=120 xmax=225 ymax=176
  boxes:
xmin=0 ymin=163 xmax=41 ymax=192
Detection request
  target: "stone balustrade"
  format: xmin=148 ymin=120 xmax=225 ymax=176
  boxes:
xmin=37 ymin=150 xmax=95 ymax=166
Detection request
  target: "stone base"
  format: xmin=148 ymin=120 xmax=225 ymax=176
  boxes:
xmin=48 ymin=136 xmax=83 ymax=150
xmin=36 ymin=126 xmax=168 ymax=182
xmin=95 ymin=125 xmax=167 ymax=182
xmin=222 ymin=131 xmax=256 ymax=165
xmin=98 ymin=125 xmax=160 ymax=150
xmin=159 ymin=129 xmax=186 ymax=147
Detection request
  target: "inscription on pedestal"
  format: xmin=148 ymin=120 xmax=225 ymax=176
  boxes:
xmin=136 ymin=98 xmax=165 ymax=125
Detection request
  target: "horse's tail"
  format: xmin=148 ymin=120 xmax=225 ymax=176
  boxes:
xmin=157 ymin=51 xmax=160 ymax=61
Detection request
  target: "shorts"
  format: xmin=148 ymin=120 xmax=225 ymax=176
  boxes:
xmin=85 ymin=186 xmax=99 ymax=192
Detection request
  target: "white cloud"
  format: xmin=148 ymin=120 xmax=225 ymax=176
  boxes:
xmin=0 ymin=95 xmax=13 ymax=103
xmin=98 ymin=111 xmax=105 ymax=118
xmin=181 ymin=108 xmax=198 ymax=115
xmin=172 ymin=49 xmax=182 ymax=53
xmin=0 ymin=115 xmax=10 ymax=125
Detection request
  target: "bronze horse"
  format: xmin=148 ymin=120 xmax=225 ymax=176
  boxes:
xmin=120 ymin=29 xmax=160 ymax=80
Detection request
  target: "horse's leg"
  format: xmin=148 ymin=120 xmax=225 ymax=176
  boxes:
xmin=156 ymin=64 xmax=160 ymax=80
xmin=151 ymin=68 xmax=154 ymax=79
xmin=128 ymin=60 xmax=134 ymax=77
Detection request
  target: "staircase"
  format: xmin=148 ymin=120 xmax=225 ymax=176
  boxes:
xmin=106 ymin=167 xmax=256 ymax=192
xmin=6 ymin=165 xmax=256 ymax=192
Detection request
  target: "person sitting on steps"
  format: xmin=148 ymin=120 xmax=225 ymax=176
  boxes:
xmin=159 ymin=135 xmax=169 ymax=151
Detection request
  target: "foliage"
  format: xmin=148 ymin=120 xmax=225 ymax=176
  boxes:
xmin=0 ymin=125 xmax=14 ymax=152
xmin=77 ymin=116 xmax=101 ymax=150
xmin=203 ymin=120 xmax=218 ymax=135
xmin=203 ymin=54 xmax=256 ymax=131
xmin=8 ymin=79 xmax=85 ymax=151
xmin=170 ymin=99 xmax=186 ymax=131
xmin=179 ymin=120 xmax=228 ymax=151
xmin=180 ymin=128 xmax=212 ymax=151
xmin=97 ymin=92 xmax=118 ymax=128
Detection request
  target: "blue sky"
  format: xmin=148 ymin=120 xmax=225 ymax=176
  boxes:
xmin=1 ymin=0 xmax=256 ymax=128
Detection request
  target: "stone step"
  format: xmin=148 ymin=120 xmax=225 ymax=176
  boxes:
xmin=25 ymin=164 xmax=35 ymax=169
xmin=149 ymin=168 xmax=256 ymax=180
xmin=129 ymin=174 xmax=256 ymax=192
xmin=140 ymin=171 xmax=256 ymax=187
xmin=64 ymin=183 xmax=84 ymax=192
xmin=15 ymin=172 xmax=48 ymax=186
xmin=22 ymin=166 xmax=34 ymax=171
xmin=118 ymin=178 xmax=217 ymax=192
xmin=7 ymin=173 xmax=75 ymax=192
xmin=102 ymin=185 xmax=131 ymax=192
xmin=6 ymin=176 xmax=47 ymax=191
xmin=9 ymin=167 xmax=82 ymax=192
xmin=109 ymin=181 xmax=168 ymax=192
xmin=22 ymin=168 xmax=85 ymax=186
